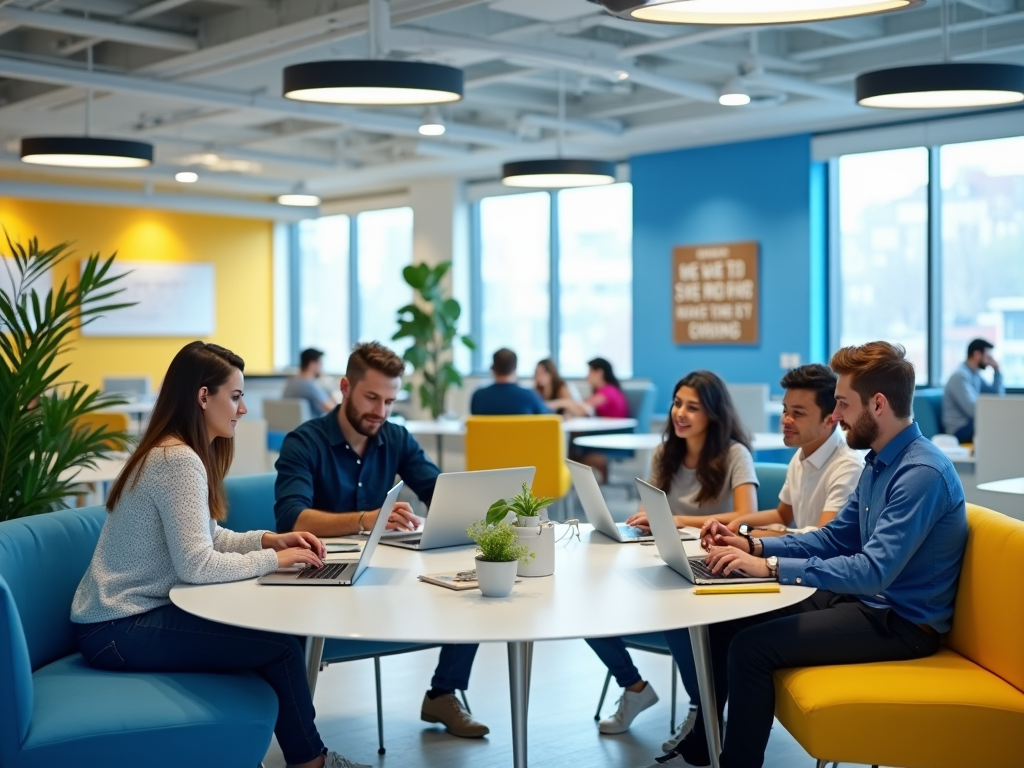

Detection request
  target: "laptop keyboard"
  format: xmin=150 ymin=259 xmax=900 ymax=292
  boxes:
xmin=297 ymin=563 xmax=351 ymax=580
xmin=689 ymin=557 xmax=748 ymax=581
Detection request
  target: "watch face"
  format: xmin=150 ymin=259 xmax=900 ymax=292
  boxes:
xmin=738 ymin=524 xmax=750 ymax=535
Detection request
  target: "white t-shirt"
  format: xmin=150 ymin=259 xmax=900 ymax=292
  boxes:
xmin=649 ymin=442 xmax=759 ymax=517
xmin=778 ymin=427 xmax=865 ymax=529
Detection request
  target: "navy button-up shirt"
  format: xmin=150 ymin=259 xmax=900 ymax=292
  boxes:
xmin=762 ymin=423 xmax=967 ymax=633
xmin=274 ymin=407 xmax=439 ymax=533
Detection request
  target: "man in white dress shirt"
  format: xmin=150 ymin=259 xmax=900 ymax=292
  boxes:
xmin=723 ymin=364 xmax=864 ymax=536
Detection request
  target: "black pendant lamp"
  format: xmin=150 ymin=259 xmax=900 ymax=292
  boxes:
xmin=501 ymin=73 xmax=616 ymax=189
xmin=21 ymin=136 xmax=153 ymax=168
xmin=283 ymin=60 xmax=463 ymax=106
xmin=593 ymin=0 xmax=920 ymax=25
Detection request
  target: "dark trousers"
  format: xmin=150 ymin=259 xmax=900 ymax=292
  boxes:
xmin=76 ymin=604 xmax=325 ymax=766
xmin=954 ymin=419 xmax=974 ymax=443
xmin=692 ymin=591 xmax=940 ymax=768
xmin=431 ymin=643 xmax=479 ymax=691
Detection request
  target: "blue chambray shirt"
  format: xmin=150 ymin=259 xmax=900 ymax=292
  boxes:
xmin=274 ymin=407 xmax=439 ymax=533
xmin=762 ymin=422 xmax=967 ymax=633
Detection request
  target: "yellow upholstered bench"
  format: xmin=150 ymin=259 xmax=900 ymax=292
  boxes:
xmin=773 ymin=504 xmax=1024 ymax=768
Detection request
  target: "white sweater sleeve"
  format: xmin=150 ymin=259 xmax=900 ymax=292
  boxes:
xmin=213 ymin=524 xmax=268 ymax=554
xmin=146 ymin=447 xmax=279 ymax=584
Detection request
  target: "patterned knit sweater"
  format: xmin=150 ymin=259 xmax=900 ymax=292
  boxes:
xmin=72 ymin=443 xmax=279 ymax=624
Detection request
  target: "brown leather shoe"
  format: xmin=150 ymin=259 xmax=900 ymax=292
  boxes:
xmin=420 ymin=692 xmax=490 ymax=738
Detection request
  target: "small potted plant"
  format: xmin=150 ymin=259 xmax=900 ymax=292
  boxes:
xmin=466 ymin=520 xmax=533 ymax=597
xmin=486 ymin=484 xmax=555 ymax=578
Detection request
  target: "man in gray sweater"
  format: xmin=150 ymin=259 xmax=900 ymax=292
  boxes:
xmin=942 ymin=338 xmax=1004 ymax=442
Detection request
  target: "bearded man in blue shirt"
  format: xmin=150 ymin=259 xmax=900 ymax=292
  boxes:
xmin=275 ymin=342 xmax=489 ymax=740
xmin=656 ymin=341 xmax=968 ymax=768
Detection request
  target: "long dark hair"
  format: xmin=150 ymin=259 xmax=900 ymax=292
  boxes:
xmin=106 ymin=341 xmax=245 ymax=520
xmin=535 ymin=358 xmax=568 ymax=400
xmin=655 ymin=370 xmax=750 ymax=505
xmin=587 ymin=357 xmax=621 ymax=390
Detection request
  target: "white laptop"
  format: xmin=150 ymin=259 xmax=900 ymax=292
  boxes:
xmin=634 ymin=478 xmax=774 ymax=585
xmin=381 ymin=467 xmax=536 ymax=551
xmin=258 ymin=481 xmax=400 ymax=586
xmin=567 ymin=460 xmax=699 ymax=543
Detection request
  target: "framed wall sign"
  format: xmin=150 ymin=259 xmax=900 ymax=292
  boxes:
xmin=672 ymin=241 xmax=759 ymax=345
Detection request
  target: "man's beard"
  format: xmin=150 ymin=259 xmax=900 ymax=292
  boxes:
xmin=844 ymin=409 xmax=879 ymax=451
xmin=344 ymin=397 xmax=383 ymax=438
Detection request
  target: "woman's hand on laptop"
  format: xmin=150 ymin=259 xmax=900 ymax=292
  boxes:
xmin=367 ymin=502 xmax=423 ymax=532
xmin=625 ymin=511 xmax=650 ymax=531
xmin=275 ymin=546 xmax=325 ymax=570
xmin=262 ymin=531 xmax=327 ymax=559
xmin=704 ymin=546 xmax=769 ymax=577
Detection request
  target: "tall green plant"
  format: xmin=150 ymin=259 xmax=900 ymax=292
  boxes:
xmin=0 ymin=234 xmax=134 ymax=520
xmin=393 ymin=261 xmax=475 ymax=419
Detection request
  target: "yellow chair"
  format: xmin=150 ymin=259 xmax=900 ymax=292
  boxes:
xmin=773 ymin=504 xmax=1024 ymax=768
xmin=464 ymin=415 xmax=572 ymax=502
xmin=76 ymin=412 xmax=131 ymax=450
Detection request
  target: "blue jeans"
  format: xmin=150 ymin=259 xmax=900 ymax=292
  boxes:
xmin=431 ymin=644 xmax=478 ymax=691
xmin=586 ymin=633 xmax=700 ymax=703
xmin=76 ymin=604 xmax=325 ymax=766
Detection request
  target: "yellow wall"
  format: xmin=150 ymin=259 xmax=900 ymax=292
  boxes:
xmin=0 ymin=198 xmax=274 ymax=390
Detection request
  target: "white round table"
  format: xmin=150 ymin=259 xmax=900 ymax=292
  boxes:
xmin=171 ymin=527 xmax=810 ymax=768
xmin=977 ymin=477 xmax=1024 ymax=495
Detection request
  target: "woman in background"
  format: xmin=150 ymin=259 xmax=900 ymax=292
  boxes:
xmin=71 ymin=341 xmax=366 ymax=768
xmin=535 ymin=357 xmax=577 ymax=413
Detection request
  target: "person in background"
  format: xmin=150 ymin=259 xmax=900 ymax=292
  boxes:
xmin=275 ymin=342 xmax=489 ymax=740
xmin=943 ymin=337 xmax=1004 ymax=443
xmin=534 ymin=358 xmax=577 ymax=410
xmin=552 ymin=357 xmax=630 ymax=483
xmin=71 ymin=341 xmax=367 ymax=768
xmin=584 ymin=370 xmax=757 ymax=743
xmin=283 ymin=347 xmax=335 ymax=416
xmin=654 ymin=341 xmax=966 ymax=768
xmin=471 ymin=348 xmax=551 ymax=416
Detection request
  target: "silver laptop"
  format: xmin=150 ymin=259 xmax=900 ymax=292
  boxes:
xmin=258 ymin=481 xmax=401 ymax=586
xmin=567 ymin=460 xmax=654 ymax=542
xmin=381 ymin=467 xmax=536 ymax=551
xmin=634 ymin=478 xmax=774 ymax=584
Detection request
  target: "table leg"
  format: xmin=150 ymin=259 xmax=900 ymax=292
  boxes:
xmin=688 ymin=625 xmax=722 ymax=768
xmin=436 ymin=434 xmax=445 ymax=472
xmin=507 ymin=641 xmax=533 ymax=768
xmin=304 ymin=636 xmax=325 ymax=696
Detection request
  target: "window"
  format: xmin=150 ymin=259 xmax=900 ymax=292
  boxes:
xmin=356 ymin=207 xmax=414 ymax=348
xmin=478 ymin=192 xmax=551 ymax=371
xmin=940 ymin=136 xmax=1024 ymax=388
xmin=835 ymin=147 xmax=929 ymax=374
xmin=558 ymin=183 xmax=633 ymax=377
xmin=295 ymin=214 xmax=350 ymax=370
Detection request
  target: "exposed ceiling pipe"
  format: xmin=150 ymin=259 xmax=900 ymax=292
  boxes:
xmin=618 ymin=28 xmax=749 ymax=59
xmin=0 ymin=55 xmax=521 ymax=146
xmin=152 ymin=136 xmax=355 ymax=170
xmin=746 ymin=71 xmax=851 ymax=102
xmin=518 ymin=112 xmax=624 ymax=136
xmin=60 ymin=0 xmax=198 ymax=56
xmin=0 ymin=7 xmax=197 ymax=51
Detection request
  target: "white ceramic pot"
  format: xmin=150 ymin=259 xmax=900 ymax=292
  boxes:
xmin=515 ymin=522 xmax=554 ymax=577
xmin=475 ymin=557 xmax=518 ymax=597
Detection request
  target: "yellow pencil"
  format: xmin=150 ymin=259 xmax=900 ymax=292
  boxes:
xmin=693 ymin=583 xmax=781 ymax=595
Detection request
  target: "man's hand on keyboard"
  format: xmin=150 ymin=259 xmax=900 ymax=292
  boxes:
xmin=704 ymin=545 xmax=769 ymax=578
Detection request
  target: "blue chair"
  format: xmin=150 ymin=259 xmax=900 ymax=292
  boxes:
xmin=594 ymin=632 xmax=680 ymax=733
xmin=0 ymin=507 xmax=277 ymax=768
xmin=754 ymin=461 xmax=789 ymax=511
xmin=913 ymin=388 xmax=945 ymax=439
xmin=223 ymin=473 xmax=440 ymax=755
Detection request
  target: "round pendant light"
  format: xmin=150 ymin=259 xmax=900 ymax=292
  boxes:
xmin=502 ymin=159 xmax=616 ymax=188
xmin=594 ymin=0 xmax=919 ymax=25
xmin=283 ymin=60 xmax=463 ymax=106
xmin=20 ymin=136 xmax=153 ymax=168
xmin=856 ymin=63 xmax=1024 ymax=108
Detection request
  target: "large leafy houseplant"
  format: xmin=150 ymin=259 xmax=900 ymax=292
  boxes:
xmin=0 ymin=235 xmax=133 ymax=520
xmin=393 ymin=261 xmax=475 ymax=419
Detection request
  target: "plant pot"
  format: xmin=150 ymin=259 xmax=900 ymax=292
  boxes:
xmin=475 ymin=557 xmax=518 ymax=597
xmin=516 ymin=516 xmax=541 ymax=528
xmin=515 ymin=523 xmax=554 ymax=577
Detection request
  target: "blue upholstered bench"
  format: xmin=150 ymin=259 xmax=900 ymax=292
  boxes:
xmin=0 ymin=507 xmax=278 ymax=768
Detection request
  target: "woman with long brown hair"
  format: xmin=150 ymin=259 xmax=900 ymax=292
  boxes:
xmin=534 ymin=357 xmax=574 ymax=403
xmin=71 ymin=341 xmax=367 ymax=768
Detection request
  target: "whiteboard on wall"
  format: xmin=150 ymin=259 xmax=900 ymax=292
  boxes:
xmin=82 ymin=261 xmax=215 ymax=337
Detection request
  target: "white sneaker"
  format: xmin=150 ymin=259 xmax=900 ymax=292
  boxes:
xmin=598 ymin=682 xmax=659 ymax=734
xmin=662 ymin=706 xmax=698 ymax=752
xmin=324 ymin=750 xmax=372 ymax=768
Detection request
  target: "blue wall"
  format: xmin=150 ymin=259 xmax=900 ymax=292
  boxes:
xmin=631 ymin=133 xmax=826 ymax=404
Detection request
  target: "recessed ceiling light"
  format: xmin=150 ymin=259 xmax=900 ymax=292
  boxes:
xmin=175 ymin=171 xmax=199 ymax=183
xmin=277 ymin=193 xmax=321 ymax=206
xmin=283 ymin=60 xmax=463 ymax=106
xmin=502 ymin=159 xmax=617 ymax=188
xmin=856 ymin=63 xmax=1024 ymax=108
xmin=594 ymin=0 xmax=920 ymax=25
xmin=20 ymin=136 xmax=153 ymax=168
xmin=418 ymin=105 xmax=446 ymax=136
xmin=719 ymin=78 xmax=751 ymax=106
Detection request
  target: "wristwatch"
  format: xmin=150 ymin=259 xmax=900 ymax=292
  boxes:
xmin=737 ymin=523 xmax=755 ymax=554
xmin=765 ymin=556 xmax=779 ymax=580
